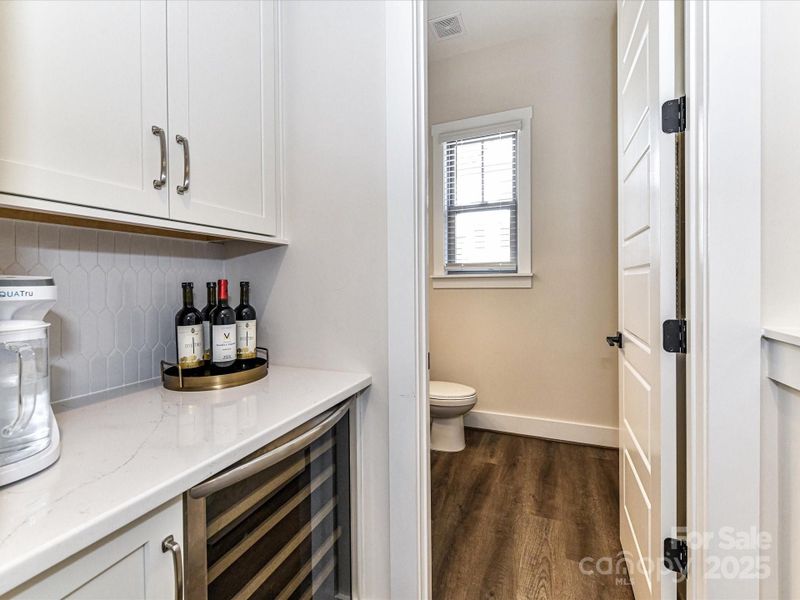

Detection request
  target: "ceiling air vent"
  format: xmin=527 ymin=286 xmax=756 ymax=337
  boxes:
xmin=429 ymin=13 xmax=465 ymax=41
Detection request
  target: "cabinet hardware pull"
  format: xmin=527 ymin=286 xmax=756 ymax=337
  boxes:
xmin=162 ymin=535 xmax=184 ymax=600
xmin=189 ymin=397 xmax=354 ymax=499
xmin=151 ymin=126 xmax=167 ymax=190
xmin=176 ymin=135 xmax=190 ymax=194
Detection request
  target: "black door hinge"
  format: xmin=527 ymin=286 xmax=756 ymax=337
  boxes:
xmin=662 ymin=96 xmax=686 ymax=133
xmin=663 ymin=319 xmax=687 ymax=354
xmin=606 ymin=331 xmax=623 ymax=349
xmin=664 ymin=537 xmax=688 ymax=575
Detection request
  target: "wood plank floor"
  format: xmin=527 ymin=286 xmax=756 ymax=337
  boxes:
xmin=431 ymin=429 xmax=634 ymax=600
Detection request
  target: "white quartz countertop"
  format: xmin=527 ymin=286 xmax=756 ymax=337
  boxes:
xmin=0 ymin=365 xmax=371 ymax=594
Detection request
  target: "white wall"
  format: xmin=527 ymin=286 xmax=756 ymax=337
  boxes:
xmin=427 ymin=11 xmax=619 ymax=446
xmin=225 ymin=2 xmax=391 ymax=596
xmin=761 ymin=2 xmax=800 ymax=597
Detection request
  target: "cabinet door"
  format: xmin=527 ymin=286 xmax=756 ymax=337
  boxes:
xmin=167 ymin=1 xmax=280 ymax=236
xmin=6 ymin=498 xmax=183 ymax=599
xmin=0 ymin=1 xmax=169 ymax=218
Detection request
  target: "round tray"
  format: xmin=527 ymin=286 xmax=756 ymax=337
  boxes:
xmin=161 ymin=347 xmax=269 ymax=392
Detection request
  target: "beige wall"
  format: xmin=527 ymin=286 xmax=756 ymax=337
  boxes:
xmin=761 ymin=2 xmax=800 ymax=597
xmin=428 ymin=12 xmax=619 ymax=432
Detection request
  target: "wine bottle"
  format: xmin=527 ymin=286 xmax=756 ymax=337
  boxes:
xmin=200 ymin=281 xmax=217 ymax=368
xmin=210 ymin=278 xmax=236 ymax=373
xmin=175 ymin=282 xmax=204 ymax=375
xmin=235 ymin=281 xmax=257 ymax=369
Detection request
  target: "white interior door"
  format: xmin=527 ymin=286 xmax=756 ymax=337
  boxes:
xmin=167 ymin=0 xmax=279 ymax=236
xmin=0 ymin=1 xmax=169 ymax=218
xmin=617 ymin=1 xmax=678 ymax=598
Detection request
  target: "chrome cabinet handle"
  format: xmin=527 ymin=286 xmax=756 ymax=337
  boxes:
xmin=176 ymin=135 xmax=190 ymax=194
xmin=151 ymin=126 xmax=167 ymax=190
xmin=162 ymin=535 xmax=184 ymax=600
xmin=189 ymin=397 xmax=354 ymax=499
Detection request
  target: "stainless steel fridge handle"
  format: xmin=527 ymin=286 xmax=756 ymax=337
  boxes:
xmin=176 ymin=135 xmax=190 ymax=194
xmin=151 ymin=126 xmax=167 ymax=189
xmin=162 ymin=535 xmax=184 ymax=600
xmin=189 ymin=397 xmax=354 ymax=499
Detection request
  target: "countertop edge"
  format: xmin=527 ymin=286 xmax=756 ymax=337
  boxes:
xmin=762 ymin=327 xmax=800 ymax=347
xmin=0 ymin=371 xmax=371 ymax=595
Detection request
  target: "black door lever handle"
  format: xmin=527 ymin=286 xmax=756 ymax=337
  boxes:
xmin=606 ymin=332 xmax=623 ymax=348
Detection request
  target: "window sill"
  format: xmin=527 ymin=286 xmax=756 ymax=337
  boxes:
xmin=431 ymin=273 xmax=533 ymax=289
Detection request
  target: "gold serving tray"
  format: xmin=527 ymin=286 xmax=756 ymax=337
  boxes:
xmin=161 ymin=347 xmax=269 ymax=392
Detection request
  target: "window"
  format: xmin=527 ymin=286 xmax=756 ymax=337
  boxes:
xmin=432 ymin=107 xmax=532 ymax=288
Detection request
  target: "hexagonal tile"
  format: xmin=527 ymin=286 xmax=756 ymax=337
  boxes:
xmin=151 ymin=270 xmax=166 ymax=310
xmin=107 ymin=269 xmax=123 ymax=313
xmin=37 ymin=224 xmax=60 ymax=270
xmin=158 ymin=238 xmax=172 ymax=271
xmin=98 ymin=309 xmax=115 ymax=355
xmin=79 ymin=229 xmax=98 ymax=269
xmin=116 ymin=310 xmax=132 ymax=352
xmin=0 ymin=220 xmax=15 ymax=269
xmin=108 ymin=351 xmax=124 ymax=389
xmin=59 ymin=227 xmax=80 ymax=270
xmin=69 ymin=267 xmax=89 ymax=315
xmin=69 ymin=355 xmax=90 ymax=397
xmin=79 ymin=312 xmax=98 ymax=359
xmin=90 ymin=355 xmax=107 ymax=392
xmin=123 ymin=347 xmax=139 ymax=385
xmin=0 ymin=217 xmax=226 ymax=401
xmin=122 ymin=269 xmax=137 ymax=309
xmin=114 ymin=233 xmax=131 ymax=271
xmin=137 ymin=269 xmax=151 ymax=309
xmin=97 ymin=231 xmax=115 ymax=271
xmin=145 ymin=306 xmax=159 ymax=348
xmin=89 ymin=266 xmax=106 ymax=313
xmin=131 ymin=307 xmax=145 ymax=350
xmin=159 ymin=305 xmax=174 ymax=346
xmin=14 ymin=221 xmax=39 ymax=271
xmin=145 ymin=236 xmax=159 ymax=271
xmin=130 ymin=236 xmax=147 ymax=270
xmin=138 ymin=348 xmax=152 ymax=380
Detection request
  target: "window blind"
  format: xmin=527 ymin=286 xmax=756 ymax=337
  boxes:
xmin=444 ymin=129 xmax=518 ymax=273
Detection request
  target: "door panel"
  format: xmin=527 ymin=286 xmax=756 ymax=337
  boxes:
xmin=617 ymin=1 xmax=678 ymax=599
xmin=0 ymin=1 xmax=168 ymax=218
xmin=167 ymin=0 xmax=279 ymax=236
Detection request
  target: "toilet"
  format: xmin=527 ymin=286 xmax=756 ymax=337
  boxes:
xmin=429 ymin=380 xmax=477 ymax=452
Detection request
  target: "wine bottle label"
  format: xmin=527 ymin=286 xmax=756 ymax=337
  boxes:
xmin=202 ymin=321 xmax=211 ymax=361
xmin=177 ymin=325 xmax=203 ymax=369
xmin=212 ymin=323 xmax=237 ymax=363
xmin=236 ymin=320 xmax=257 ymax=359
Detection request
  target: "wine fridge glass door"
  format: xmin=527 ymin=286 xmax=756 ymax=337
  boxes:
xmin=185 ymin=399 xmax=353 ymax=600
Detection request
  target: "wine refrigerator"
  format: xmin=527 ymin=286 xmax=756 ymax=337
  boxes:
xmin=185 ymin=398 xmax=355 ymax=600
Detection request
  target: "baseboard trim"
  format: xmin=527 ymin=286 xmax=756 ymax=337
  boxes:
xmin=464 ymin=409 xmax=619 ymax=448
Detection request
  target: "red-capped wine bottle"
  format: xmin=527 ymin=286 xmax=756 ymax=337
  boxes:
xmin=235 ymin=281 xmax=257 ymax=369
xmin=200 ymin=281 xmax=217 ymax=367
xmin=175 ymin=282 xmax=204 ymax=375
xmin=210 ymin=279 xmax=236 ymax=372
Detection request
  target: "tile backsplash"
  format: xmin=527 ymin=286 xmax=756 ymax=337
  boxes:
xmin=0 ymin=219 xmax=225 ymax=401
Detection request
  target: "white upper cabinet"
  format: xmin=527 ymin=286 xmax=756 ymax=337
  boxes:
xmin=0 ymin=1 xmax=169 ymax=219
xmin=167 ymin=1 xmax=280 ymax=236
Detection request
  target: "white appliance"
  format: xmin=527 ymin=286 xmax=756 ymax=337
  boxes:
xmin=0 ymin=276 xmax=60 ymax=486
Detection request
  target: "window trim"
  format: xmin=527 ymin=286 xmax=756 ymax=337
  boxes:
xmin=431 ymin=107 xmax=533 ymax=289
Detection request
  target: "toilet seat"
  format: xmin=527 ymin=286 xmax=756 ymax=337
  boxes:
xmin=429 ymin=381 xmax=476 ymax=402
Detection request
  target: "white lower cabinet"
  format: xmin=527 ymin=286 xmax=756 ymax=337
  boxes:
xmin=6 ymin=498 xmax=183 ymax=600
